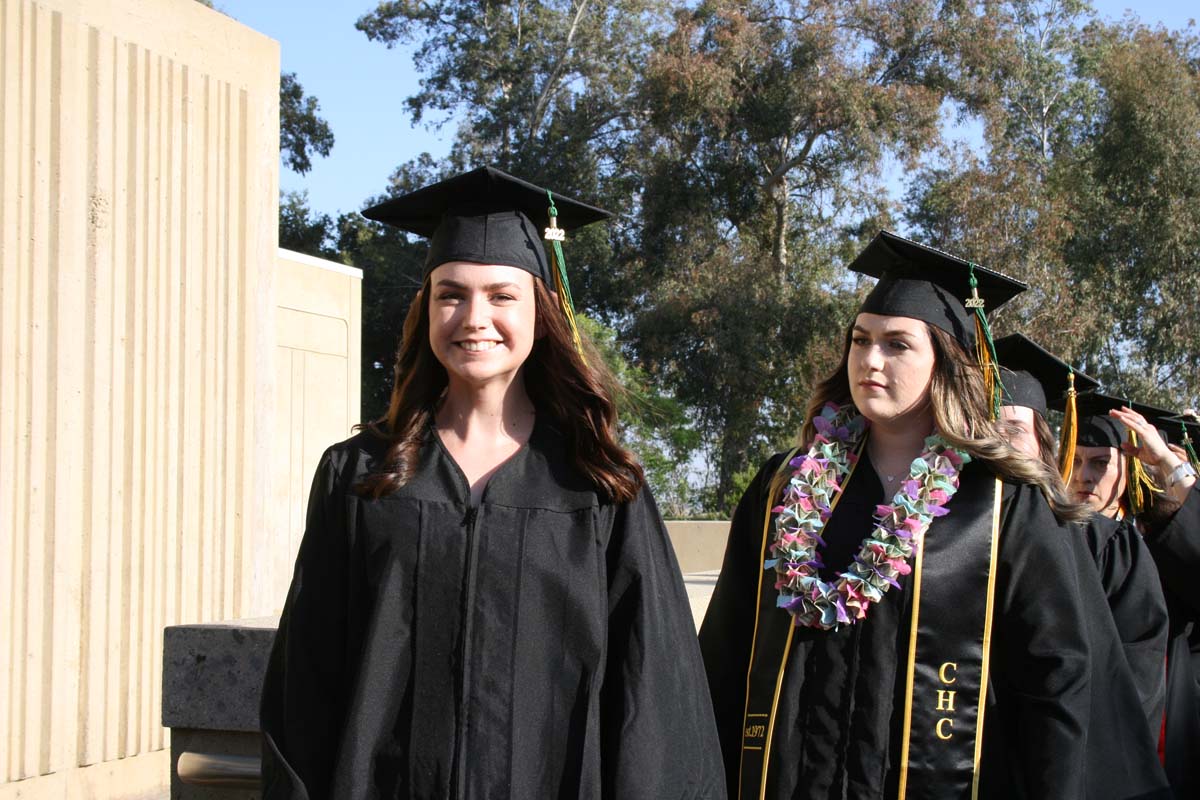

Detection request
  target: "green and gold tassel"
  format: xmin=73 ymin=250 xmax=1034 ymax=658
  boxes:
xmin=967 ymin=264 xmax=1002 ymax=420
xmin=544 ymin=190 xmax=586 ymax=362
xmin=1058 ymin=371 xmax=1078 ymax=484
xmin=1125 ymin=427 xmax=1163 ymax=516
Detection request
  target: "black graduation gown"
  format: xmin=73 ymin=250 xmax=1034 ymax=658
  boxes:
xmin=701 ymin=450 xmax=1167 ymax=800
xmin=1081 ymin=513 xmax=1169 ymax=732
xmin=260 ymin=423 xmax=725 ymax=800
xmin=1142 ymin=486 xmax=1200 ymax=798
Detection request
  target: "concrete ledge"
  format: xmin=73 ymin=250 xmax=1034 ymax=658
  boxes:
xmin=162 ymin=618 xmax=279 ymax=732
xmin=665 ymin=520 xmax=730 ymax=574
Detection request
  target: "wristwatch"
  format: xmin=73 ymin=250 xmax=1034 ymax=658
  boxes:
xmin=1166 ymin=460 xmax=1198 ymax=488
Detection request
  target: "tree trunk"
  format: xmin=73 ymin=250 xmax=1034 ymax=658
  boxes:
xmin=770 ymin=175 xmax=788 ymax=279
xmin=714 ymin=395 xmax=764 ymax=513
xmin=714 ymin=429 xmax=744 ymax=515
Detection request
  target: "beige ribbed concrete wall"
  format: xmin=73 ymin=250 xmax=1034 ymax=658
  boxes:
xmin=0 ymin=0 xmax=280 ymax=795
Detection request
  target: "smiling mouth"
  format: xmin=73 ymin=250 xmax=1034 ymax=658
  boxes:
xmin=458 ymin=341 xmax=499 ymax=352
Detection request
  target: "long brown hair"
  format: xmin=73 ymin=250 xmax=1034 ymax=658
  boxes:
xmin=356 ymin=275 xmax=644 ymax=502
xmin=800 ymin=321 xmax=1089 ymax=523
xmin=1028 ymin=412 xmax=1059 ymax=476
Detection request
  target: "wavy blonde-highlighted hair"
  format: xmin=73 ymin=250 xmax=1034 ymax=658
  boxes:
xmin=799 ymin=321 xmax=1089 ymax=523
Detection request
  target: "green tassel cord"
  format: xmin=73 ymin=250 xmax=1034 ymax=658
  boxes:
xmin=545 ymin=191 xmax=587 ymax=363
xmin=1181 ymin=421 xmax=1200 ymax=470
xmin=967 ymin=265 xmax=1002 ymax=420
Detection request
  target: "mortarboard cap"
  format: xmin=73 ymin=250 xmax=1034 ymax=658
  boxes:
xmin=1074 ymin=392 xmax=1134 ymax=449
xmin=1131 ymin=400 xmax=1178 ymax=446
xmin=1167 ymin=412 xmax=1200 ymax=435
xmin=1074 ymin=394 xmax=1175 ymax=445
xmin=847 ymin=231 xmax=1027 ymax=352
xmin=1167 ymin=413 xmax=1200 ymax=468
xmin=1073 ymin=391 xmax=1171 ymax=514
xmin=997 ymin=366 xmax=1048 ymax=418
xmin=994 ymin=334 xmax=1100 ymax=418
xmin=361 ymin=166 xmax=611 ymax=283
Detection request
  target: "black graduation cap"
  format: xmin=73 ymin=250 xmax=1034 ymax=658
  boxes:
xmin=1074 ymin=392 xmax=1177 ymax=514
xmin=847 ymin=231 xmax=1028 ymax=351
xmin=1133 ymin=400 xmax=1179 ymax=446
xmin=361 ymin=166 xmax=611 ymax=283
xmin=1074 ymin=392 xmax=1133 ymax=449
xmin=1073 ymin=393 xmax=1176 ymax=447
xmin=1167 ymin=413 xmax=1200 ymax=467
xmin=1167 ymin=412 xmax=1200 ymax=433
xmin=994 ymin=334 xmax=1100 ymax=418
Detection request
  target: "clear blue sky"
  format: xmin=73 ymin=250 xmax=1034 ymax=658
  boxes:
xmin=216 ymin=1 xmax=1197 ymax=221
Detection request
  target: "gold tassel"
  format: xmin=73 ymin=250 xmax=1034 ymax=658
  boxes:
xmin=551 ymin=248 xmax=587 ymax=363
xmin=974 ymin=315 xmax=999 ymax=420
xmin=1125 ymin=427 xmax=1163 ymax=516
xmin=1058 ymin=372 xmax=1078 ymax=484
xmin=967 ymin=265 xmax=1001 ymax=420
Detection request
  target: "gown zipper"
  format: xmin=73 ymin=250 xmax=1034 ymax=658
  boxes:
xmin=452 ymin=504 xmax=481 ymax=798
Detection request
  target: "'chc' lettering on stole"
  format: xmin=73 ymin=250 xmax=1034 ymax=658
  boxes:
xmin=935 ymin=661 xmax=957 ymax=740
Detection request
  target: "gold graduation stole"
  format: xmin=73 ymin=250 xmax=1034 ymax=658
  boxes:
xmin=737 ymin=462 xmax=1002 ymax=800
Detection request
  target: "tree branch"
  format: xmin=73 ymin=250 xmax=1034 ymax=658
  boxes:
xmin=528 ymin=0 xmax=592 ymax=137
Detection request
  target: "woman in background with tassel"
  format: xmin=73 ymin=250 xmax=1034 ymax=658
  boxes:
xmin=700 ymin=231 xmax=1118 ymax=799
xmin=991 ymin=337 xmax=1169 ymax=796
xmin=260 ymin=167 xmax=725 ymax=800
xmin=1073 ymin=398 xmax=1200 ymax=799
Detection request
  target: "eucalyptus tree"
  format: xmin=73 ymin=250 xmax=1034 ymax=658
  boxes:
xmin=631 ymin=0 xmax=954 ymax=509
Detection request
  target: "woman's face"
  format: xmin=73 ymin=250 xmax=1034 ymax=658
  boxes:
xmin=1070 ymin=445 xmax=1126 ymax=517
xmin=427 ymin=261 xmax=538 ymax=389
xmin=847 ymin=313 xmax=937 ymax=430
xmin=1000 ymin=405 xmax=1042 ymax=459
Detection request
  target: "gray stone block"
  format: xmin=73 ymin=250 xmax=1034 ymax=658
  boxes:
xmin=162 ymin=617 xmax=279 ymax=732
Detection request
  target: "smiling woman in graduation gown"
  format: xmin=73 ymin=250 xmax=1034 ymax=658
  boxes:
xmin=700 ymin=232 xmax=1107 ymax=800
xmin=259 ymin=167 xmax=724 ymax=800
xmin=263 ymin=422 xmax=718 ymax=798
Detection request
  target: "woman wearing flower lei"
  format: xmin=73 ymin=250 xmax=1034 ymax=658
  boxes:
xmin=700 ymin=232 xmax=1106 ymax=800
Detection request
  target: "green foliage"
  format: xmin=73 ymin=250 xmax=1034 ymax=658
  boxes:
xmin=910 ymin=5 xmax=1200 ymax=412
xmin=577 ymin=316 xmax=700 ymax=516
xmin=347 ymin=0 xmax=1200 ymax=513
xmin=1065 ymin=22 xmax=1200 ymax=405
xmin=279 ymin=190 xmax=338 ymax=258
xmin=356 ymin=0 xmax=669 ymax=319
xmin=280 ymin=72 xmax=335 ymax=175
xmin=631 ymin=0 xmax=950 ymax=508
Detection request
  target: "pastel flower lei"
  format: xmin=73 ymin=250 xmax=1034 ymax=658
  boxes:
xmin=766 ymin=402 xmax=971 ymax=630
